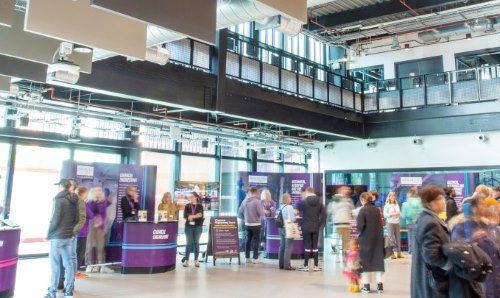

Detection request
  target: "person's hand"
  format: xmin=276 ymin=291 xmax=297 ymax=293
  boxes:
xmin=133 ymin=194 xmax=139 ymax=203
xmin=188 ymin=215 xmax=193 ymax=221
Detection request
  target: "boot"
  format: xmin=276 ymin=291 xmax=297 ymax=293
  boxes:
xmin=377 ymin=283 xmax=384 ymax=293
xmin=391 ymin=252 xmax=397 ymax=259
xmin=397 ymin=252 xmax=405 ymax=258
xmin=352 ymin=283 xmax=360 ymax=293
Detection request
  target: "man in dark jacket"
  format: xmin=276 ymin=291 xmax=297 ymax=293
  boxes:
xmin=444 ymin=186 xmax=458 ymax=221
xmin=44 ymin=179 xmax=79 ymax=298
xmin=357 ymin=192 xmax=385 ymax=293
xmin=298 ymin=187 xmax=326 ymax=272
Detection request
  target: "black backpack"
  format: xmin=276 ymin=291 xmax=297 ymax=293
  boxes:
xmin=275 ymin=205 xmax=286 ymax=228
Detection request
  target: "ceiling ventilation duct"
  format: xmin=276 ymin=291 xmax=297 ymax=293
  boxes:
xmin=418 ymin=17 xmax=500 ymax=42
xmin=217 ymin=0 xmax=303 ymax=36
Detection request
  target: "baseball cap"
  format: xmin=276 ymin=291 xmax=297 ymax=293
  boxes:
xmin=54 ymin=178 xmax=67 ymax=186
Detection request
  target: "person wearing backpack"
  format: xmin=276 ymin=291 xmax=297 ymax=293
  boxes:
xmin=401 ymin=186 xmax=422 ymax=254
xmin=277 ymin=193 xmax=296 ymax=270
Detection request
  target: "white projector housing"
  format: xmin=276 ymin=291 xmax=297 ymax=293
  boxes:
xmin=47 ymin=60 xmax=80 ymax=84
xmin=145 ymin=46 xmax=170 ymax=65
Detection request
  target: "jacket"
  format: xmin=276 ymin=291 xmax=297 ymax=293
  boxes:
xmin=121 ymin=195 xmax=140 ymax=221
xmin=411 ymin=208 xmax=451 ymax=298
xmin=87 ymin=199 xmax=111 ymax=230
xmin=183 ymin=203 xmax=204 ymax=227
xmin=278 ymin=204 xmax=295 ymax=222
xmin=299 ymin=195 xmax=326 ymax=233
xmin=239 ymin=196 xmax=264 ymax=226
xmin=331 ymin=196 xmax=354 ymax=225
xmin=73 ymin=199 xmax=87 ymax=236
xmin=158 ymin=202 xmax=178 ymax=220
xmin=401 ymin=197 xmax=423 ymax=225
xmin=47 ymin=190 xmax=80 ymax=240
xmin=357 ymin=201 xmax=385 ymax=272
xmin=446 ymin=196 xmax=459 ymax=221
xmin=77 ymin=201 xmax=94 ymax=237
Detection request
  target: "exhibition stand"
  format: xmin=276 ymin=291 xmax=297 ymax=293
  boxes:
xmin=0 ymin=225 xmax=20 ymax=298
xmin=121 ymin=221 xmax=178 ymax=274
xmin=265 ymin=217 xmax=304 ymax=259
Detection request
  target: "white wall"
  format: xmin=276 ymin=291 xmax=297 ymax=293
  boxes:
xmin=349 ymin=31 xmax=500 ymax=79
xmin=318 ymin=131 xmax=500 ymax=172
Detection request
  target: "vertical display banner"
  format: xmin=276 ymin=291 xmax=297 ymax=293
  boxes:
xmin=0 ymin=228 xmax=21 ymax=298
xmin=60 ymin=161 xmax=157 ymax=262
xmin=205 ymin=216 xmax=240 ymax=265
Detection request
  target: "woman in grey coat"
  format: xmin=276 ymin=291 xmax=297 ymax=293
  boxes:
xmin=411 ymin=185 xmax=451 ymax=298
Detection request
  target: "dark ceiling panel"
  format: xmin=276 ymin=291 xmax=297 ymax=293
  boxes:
xmin=0 ymin=54 xmax=47 ymax=82
xmin=91 ymin=0 xmax=217 ymax=44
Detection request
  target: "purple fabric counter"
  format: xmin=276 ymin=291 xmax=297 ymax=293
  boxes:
xmin=0 ymin=228 xmax=20 ymax=298
xmin=121 ymin=221 xmax=178 ymax=274
xmin=265 ymin=217 xmax=304 ymax=259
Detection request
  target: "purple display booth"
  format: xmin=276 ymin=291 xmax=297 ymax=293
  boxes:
xmin=265 ymin=217 xmax=304 ymax=259
xmin=121 ymin=221 xmax=178 ymax=274
xmin=0 ymin=228 xmax=21 ymax=298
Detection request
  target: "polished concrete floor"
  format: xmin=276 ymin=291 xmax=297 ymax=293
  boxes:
xmin=14 ymin=250 xmax=412 ymax=298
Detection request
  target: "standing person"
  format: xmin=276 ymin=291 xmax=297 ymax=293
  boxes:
xmin=444 ymin=187 xmax=459 ymax=221
xmin=120 ymin=186 xmax=140 ymax=222
xmin=74 ymin=187 xmax=90 ymax=278
xmin=85 ymin=187 xmax=113 ymax=273
xmin=278 ymin=193 xmax=295 ymax=270
xmin=239 ymin=186 xmax=264 ymax=264
xmin=298 ymin=187 xmax=326 ymax=272
xmin=260 ymin=189 xmax=276 ymax=250
xmin=331 ymin=186 xmax=354 ymax=258
xmin=157 ymin=192 xmax=178 ymax=221
xmin=411 ymin=185 xmax=451 ymax=298
xmin=183 ymin=192 xmax=204 ymax=267
xmin=383 ymin=191 xmax=403 ymax=259
xmin=44 ymin=179 xmax=79 ymax=298
xmin=401 ymin=186 xmax=422 ymax=254
xmin=343 ymin=238 xmax=362 ymax=293
xmin=357 ymin=192 xmax=385 ymax=293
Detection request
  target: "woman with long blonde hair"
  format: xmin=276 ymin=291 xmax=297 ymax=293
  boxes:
xmin=383 ymin=192 xmax=403 ymax=259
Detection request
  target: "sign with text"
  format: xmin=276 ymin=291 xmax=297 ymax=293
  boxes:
xmin=210 ymin=216 xmax=240 ymax=258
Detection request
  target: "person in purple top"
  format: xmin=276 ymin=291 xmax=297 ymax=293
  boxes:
xmin=85 ymin=186 xmax=112 ymax=273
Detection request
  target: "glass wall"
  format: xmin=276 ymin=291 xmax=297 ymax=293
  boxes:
xmin=140 ymin=151 xmax=176 ymax=214
xmin=73 ymin=149 xmax=122 ymax=163
xmin=257 ymin=162 xmax=280 ymax=173
xmin=9 ymin=145 xmax=70 ymax=255
xmin=0 ymin=143 xmax=9 ymax=218
xmin=180 ymin=155 xmax=217 ymax=181
xmin=220 ymin=159 xmax=250 ymax=215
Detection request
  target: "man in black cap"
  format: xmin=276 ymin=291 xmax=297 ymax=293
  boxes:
xmin=44 ymin=178 xmax=79 ymax=298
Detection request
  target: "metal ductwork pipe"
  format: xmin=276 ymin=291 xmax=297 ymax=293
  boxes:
xmin=418 ymin=17 xmax=500 ymax=42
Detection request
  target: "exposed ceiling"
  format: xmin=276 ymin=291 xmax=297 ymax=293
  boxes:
xmin=305 ymin=0 xmax=500 ymax=45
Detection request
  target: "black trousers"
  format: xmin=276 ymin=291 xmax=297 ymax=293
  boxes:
xmin=245 ymin=225 xmax=261 ymax=259
xmin=76 ymin=237 xmax=87 ymax=271
xmin=303 ymin=230 xmax=319 ymax=266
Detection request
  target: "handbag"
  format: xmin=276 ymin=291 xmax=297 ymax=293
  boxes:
xmin=285 ymin=220 xmax=301 ymax=239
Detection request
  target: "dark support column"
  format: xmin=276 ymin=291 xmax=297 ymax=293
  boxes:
xmin=250 ymin=150 xmax=257 ymax=172
xmin=174 ymin=142 xmax=182 ymax=182
xmin=213 ymin=29 xmax=229 ymax=112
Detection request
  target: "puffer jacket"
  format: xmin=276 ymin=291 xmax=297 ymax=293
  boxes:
xmin=331 ymin=196 xmax=354 ymax=224
xmin=47 ymin=190 xmax=79 ymax=240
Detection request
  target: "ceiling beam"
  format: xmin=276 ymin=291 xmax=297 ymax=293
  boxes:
xmin=307 ymin=0 xmax=466 ymax=31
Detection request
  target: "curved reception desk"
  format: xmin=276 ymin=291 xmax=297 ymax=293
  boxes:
xmin=121 ymin=221 xmax=178 ymax=274
xmin=0 ymin=227 xmax=20 ymax=298
xmin=265 ymin=217 xmax=304 ymax=259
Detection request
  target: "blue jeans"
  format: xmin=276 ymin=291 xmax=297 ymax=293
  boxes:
xmin=59 ymin=236 xmax=78 ymax=281
xmin=279 ymin=228 xmax=294 ymax=269
xmin=49 ymin=238 xmax=75 ymax=294
xmin=185 ymin=225 xmax=203 ymax=261
xmin=407 ymin=223 xmax=416 ymax=253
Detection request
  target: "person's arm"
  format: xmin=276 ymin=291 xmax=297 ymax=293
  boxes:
xmin=288 ymin=206 xmax=296 ymax=222
xmin=73 ymin=200 xmax=87 ymax=236
xmin=238 ymin=200 xmax=245 ymax=219
xmin=193 ymin=204 xmax=204 ymax=219
xmin=257 ymin=201 xmax=265 ymax=218
xmin=183 ymin=204 xmax=189 ymax=220
xmin=383 ymin=205 xmax=390 ymax=218
xmin=356 ymin=208 xmax=366 ymax=233
xmin=320 ymin=203 xmax=327 ymax=229
xmin=420 ymin=220 xmax=450 ymax=270
xmin=47 ymin=198 xmax=62 ymax=236
xmin=120 ymin=197 xmax=130 ymax=217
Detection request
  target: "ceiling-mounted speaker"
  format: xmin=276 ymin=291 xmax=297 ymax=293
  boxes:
xmin=260 ymin=148 xmax=266 ymax=154
xmin=202 ymin=140 xmax=209 ymax=148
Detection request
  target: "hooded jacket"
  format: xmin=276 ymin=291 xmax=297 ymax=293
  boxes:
xmin=47 ymin=190 xmax=80 ymax=240
xmin=239 ymin=196 xmax=264 ymax=226
xmin=300 ymin=194 xmax=326 ymax=233
xmin=331 ymin=195 xmax=354 ymax=225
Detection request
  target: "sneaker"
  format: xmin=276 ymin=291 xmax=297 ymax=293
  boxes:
xmin=377 ymin=283 xmax=384 ymax=293
xmin=195 ymin=261 xmax=200 ymax=268
xmin=313 ymin=266 xmax=322 ymax=272
xmin=182 ymin=261 xmax=189 ymax=267
xmin=361 ymin=284 xmax=370 ymax=293
xmin=251 ymin=259 xmax=259 ymax=264
xmin=85 ymin=266 xmax=93 ymax=273
xmin=352 ymin=284 xmax=360 ymax=293
xmin=75 ymin=272 xmax=88 ymax=279
xmin=297 ymin=266 xmax=309 ymax=272
xmin=43 ymin=293 xmax=56 ymax=298
xmin=57 ymin=280 xmax=65 ymax=290
xmin=284 ymin=266 xmax=296 ymax=271
xmin=100 ymin=266 xmax=114 ymax=273
xmin=63 ymin=290 xmax=74 ymax=298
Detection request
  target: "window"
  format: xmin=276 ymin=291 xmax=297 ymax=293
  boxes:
xmin=221 ymin=145 xmax=247 ymax=158
xmin=180 ymin=155 xmax=216 ymax=182
xmin=74 ymin=149 xmax=121 ymax=163
xmin=141 ymin=151 xmax=176 ymax=212
xmin=284 ymin=164 xmax=306 ymax=173
xmin=396 ymin=56 xmax=443 ymax=78
xmin=283 ymin=152 xmax=305 ymax=164
xmin=257 ymin=147 xmax=278 ymax=161
xmin=139 ymin=126 xmax=176 ymax=151
xmin=257 ymin=162 xmax=280 ymax=173
xmin=349 ymin=65 xmax=384 ymax=92
xmin=9 ymin=145 xmax=70 ymax=255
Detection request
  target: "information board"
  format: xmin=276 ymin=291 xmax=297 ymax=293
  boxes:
xmin=206 ymin=216 xmax=240 ymax=265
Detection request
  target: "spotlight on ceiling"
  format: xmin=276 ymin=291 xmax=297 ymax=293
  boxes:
xmin=366 ymin=141 xmax=377 ymax=148
xmin=391 ymin=36 xmax=400 ymax=49
xmin=68 ymin=116 xmax=81 ymax=143
xmin=412 ymin=138 xmax=423 ymax=145
xmin=404 ymin=43 xmax=410 ymax=51
xmin=306 ymin=152 xmax=312 ymax=159
xmin=73 ymin=44 xmax=93 ymax=54
xmin=465 ymin=33 xmax=472 ymax=40
xmin=341 ymin=54 xmax=348 ymax=62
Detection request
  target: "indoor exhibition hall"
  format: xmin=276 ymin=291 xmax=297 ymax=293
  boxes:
xmin=0 ymin=0 xmax=499 ymax=298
